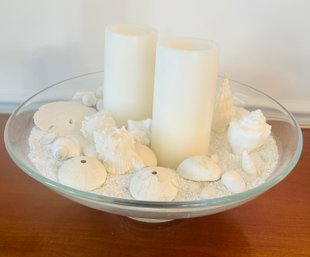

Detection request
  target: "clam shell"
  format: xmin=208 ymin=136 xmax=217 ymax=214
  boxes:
xmin=135 ymin=144 xmax=157 ymax=167
xmin=129 ymin=167 xmax=179 ymax=201
xmin=127 ymin=119 xmax=152 ymax=146
xmin=177 ymin=156 xmax=221 ymax=182
xmin=94 ymin=127 xmax=144 ymax=175
xmin=242 ymin=151 xmax=258 ymax=176
xmin=81 ymin=110 xmax=116 ymax=141
xmin=58 ymin=156 xmax=107 ymax=191
xmin=212 ymin=76 xmax=234 ymax=133
xmin=33 ymin=101 xmax=96 ymax=136
xmin=227 ymin=109 xmax=271 ymax=154
xmin=51 ymin=136 xmax=81 ymax=161
xmin=221 ymin=170 xmax=246 ymax=193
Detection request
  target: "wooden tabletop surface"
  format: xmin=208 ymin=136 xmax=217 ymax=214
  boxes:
xmin=0 ymin=114 xmax=309 ymax=257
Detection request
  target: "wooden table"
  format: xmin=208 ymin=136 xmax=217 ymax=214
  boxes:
xmin=0 ymin=114 xmax=309 ymax=257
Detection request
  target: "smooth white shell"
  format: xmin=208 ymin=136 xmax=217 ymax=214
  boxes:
xmin=221 ymin=170 xmax=246 ymax=193
xmin=212 ymin=76 xmax=234 ymax=133
xmin=177 ymin=156 xmax=222 ymax=182
xmin=135 ymin=144 xmax=157 ymax=167
xmin=58 ymin=156 xmax=107 ymax=191
xmin=228 ymin=109 xmax=271 ymax=154
xmin=81 ymin=111 xmax=116 ymax=141
xmin=94 ymin=127 xmax=144 ymax=174
xmin=33 ymin=101 xmax=96 ymax=136
xmin=127 ymin=119 xmax=152 ymax=146
xmin=51 ymin=136 xmax=81 ymax=160
xmin=242 ymin=151 xmax=258 ymax=176
xmin=72 ymin=91 xmax=97 ymax=106
xmin=129 ymin=167 xmax=179 ymax=201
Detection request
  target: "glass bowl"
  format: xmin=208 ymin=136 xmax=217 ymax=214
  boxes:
xmin=4 ymin=71 xmax=303 ymax=223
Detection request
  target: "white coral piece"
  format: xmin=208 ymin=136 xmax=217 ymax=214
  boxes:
xmin=51 ymin=136 xmax=81 ymax=161
xmin=127 ymin=119 xmax=152 ymax=146
xmin=94 ymin=127 xmax=144 ymax=175
xmin=227 ymin=109 xmax=271 ymax=154
xmin=129 ymin=167 xmax=179 ymax=201
xmin=242 ymin=151 xmax=258 ymax=176
xmin=81 ymin=110 xmax=116 ymax=142
xmin=212 ymin=75 xmax=234 ymax=133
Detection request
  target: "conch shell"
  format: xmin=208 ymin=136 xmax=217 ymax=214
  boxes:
xmin=212 ymin=75 xmax=234 ymax=133
xmin=94 ymin=127 xmax=144 ymax=175
xmin=51 ymin=136 xmax=81 ymax=161
xmin=242 ymin=151 xmax=258 ymax=176
xmin=177 ymin=156 xmax=221 ymax=182
xmin=127 ymin=119 xmax=152 ymax=146
xmin=227 ymin=109 xmax=271 ymax=154
xmin=129 ymin=167 xmax=179 ymax=201
xmin=72 ymin=91 xmax=97 ymax=107
xmin=81 ymin=110 xmax=116 ymax=142
xmin=33 ymin=101 xmax=96 ymax=136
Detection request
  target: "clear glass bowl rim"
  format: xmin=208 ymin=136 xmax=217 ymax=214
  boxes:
xmin=4 ymin=71 xmax=303 ymax=209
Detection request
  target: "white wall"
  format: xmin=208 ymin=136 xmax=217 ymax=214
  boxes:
xmin=0 ymin=0 xmax=309 ymax=123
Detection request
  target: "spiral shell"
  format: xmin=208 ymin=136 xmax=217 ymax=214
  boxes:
xmin=51 ymin=136 xmax=81 ymax=160
xmin=129 ymin=167 xmax=179 ymax=201
xmin=228 ymin=109 xmax=271 ymax=154
xmin=212 ymin=75 xmax=234 ymax=133
xmin=94 ymin=127 xmax=144 ymax=175
xmin=127 ymin=119 xmax=152 ymax=146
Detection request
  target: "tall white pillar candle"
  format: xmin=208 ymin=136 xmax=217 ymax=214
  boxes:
xmin=103 ymin=24 xmax=157 ymax=126
xmin=151 ymin=37 xmax=219 ymax=169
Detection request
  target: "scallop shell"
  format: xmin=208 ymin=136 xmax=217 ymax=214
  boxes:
xmin=33 ymin=101 xmax=96 ymax=136
xmin=127 ymin=119 xmax=152 ymax=146
xmin=129 ymin=167 xmax=179 ymax=201
xmin=94 ymin=127 xmax=144 ymax=175
xmin=51 ymin=136 xmax=81 ymax=161
xmin=72 ymin=91 xmax=97 ymax=107
xmin=221 ymin=170 xmax=246 ymax=193
xmin=58 ymin=156 xmax=107 ymax=191
xmin=177 ymin=156 xmax=221 ymax=182
xmin=227 ymin=109 xmax=271 ymax=154
xmin=212 ymin=75 xmax=234 ymax=133
xmin=81 ymin=110 xmax=116 ymax=141
xmin=242 ymin=151 xmax=258 ymax=176
xmin=135 ymin=144 xmax=157 ymax=167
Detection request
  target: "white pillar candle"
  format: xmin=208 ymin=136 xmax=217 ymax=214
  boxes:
xmin=151 ymin=37 xmax=219 ymax=169
xmin=103 ymin=24 xmax=157 ymax=126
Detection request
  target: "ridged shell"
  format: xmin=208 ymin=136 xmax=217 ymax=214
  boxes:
xmin=51 ymin=136 xmax=81 ymax=160
xmin=33 ymin=101 xmax=96 ymax=136
xmin=212 ymin=76 xmax=234 ymax=133
xmin=58 ymin=156 xmax=107 ymax=191
xmin=94 ymin=127 xmax=144 ymax=175
xmin=228 ymin=109 xmax=271 ymax=154
xmin=242 ymin=151 xmax=258 ymax=176
xmin=221 ymin=170 xmax=246 ymax=193
xmin=129 ymin=167 xmax=179 ymax=201
xmin=127 ymin=119 xmax=152 ymax=146
xmin=177 ymin=156 xmax=221 ymax=182
xmin=81 ymin=110 xmax=116 ymax=141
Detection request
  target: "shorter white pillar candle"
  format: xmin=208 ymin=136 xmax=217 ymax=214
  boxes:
xmin=151 ymin=37 xmax=219 ymax=169
xmin=103 ymin=24 xmax=157 ymax=126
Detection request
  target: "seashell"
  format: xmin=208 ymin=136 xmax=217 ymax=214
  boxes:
xmin=58 ymin=156 xmax=107 ymax=191
xmin=72 ymin=91 xmax=97 ymax=107
xmin=127 ymin=119 xmax=152 ymax=146
xmin=212 ymin=75 xmax=234 ymax=133
xmin=135 ymin=144 xmax=157 ymax=167
xmin=96 ymin=99 xmax=103 ymax=111
xmin=81 ymin=110 xmax=116 ymax=141
xmin=242 ymin=151 xmax=258 ymax=176
xmin=51 ymin=136 xmax=81 ymax=161
xmin=227 ymin=109 xmax=271 ymax=154
xmin=96 ymin=87 xmax=103 ymax=98
xmin=33 ymin=101 xmax=96 ymax=136
xmin=177 ymin=156 xmax=221 ymax=182
xmin=94 ymin=127 xmax=144 ymax=175
xmin=221 ymin=170 xmax=246 ymax=193
xmin=82 ymin=144 xmax=97 ymax=157
xmin=129 ymin=167 xmax=179 ymax=201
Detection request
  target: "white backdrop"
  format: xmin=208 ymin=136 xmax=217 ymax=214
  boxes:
xmin=0 ymin=0 xmax=309 ymax=123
